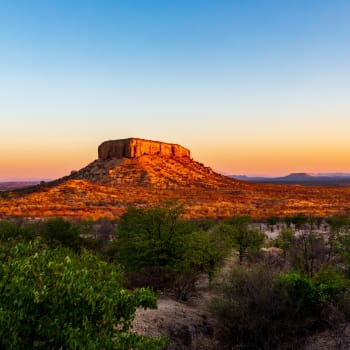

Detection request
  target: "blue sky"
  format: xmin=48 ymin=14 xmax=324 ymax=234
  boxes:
xmin=1 ymin=0 xmax=350 ymax=179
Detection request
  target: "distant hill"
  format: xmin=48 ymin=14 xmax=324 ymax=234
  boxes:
xmin=281 ymin=173 xmax=314 ymax=181
xmin=0 ymin=181 xmax=41 ymax=191
xmin=229 ymin=172 xmax=350 ymax=186
xmin=2 ymin=138 xmax=350 ymax=219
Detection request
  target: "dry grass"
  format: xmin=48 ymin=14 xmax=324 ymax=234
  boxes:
xmin=1 ymin=155 xmax=350 ymax=219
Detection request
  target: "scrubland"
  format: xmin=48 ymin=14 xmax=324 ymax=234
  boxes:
xmin=1 ymin=206 xmax=350 ymax=349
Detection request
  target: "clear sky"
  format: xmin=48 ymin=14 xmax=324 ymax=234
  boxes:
xmin=1 ymin=0 xmax=350 ymax=180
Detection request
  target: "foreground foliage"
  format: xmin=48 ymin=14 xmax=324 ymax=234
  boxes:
xmin=2 ymin=212 xmax=350 ymax=349
xmin=0 ymin=239 xmax=166 ymax=350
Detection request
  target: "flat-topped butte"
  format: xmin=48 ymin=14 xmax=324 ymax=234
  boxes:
xmin=98 ymin=138 xmax=191 ymax=159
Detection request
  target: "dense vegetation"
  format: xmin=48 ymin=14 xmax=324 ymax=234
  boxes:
xmin=110 ymin=204 xmax=229 ymax=299
xmin=0 ymin=220 xmax=165 ymax=349
xmin=210 ymin=214 xmax=350 ymax=349
xmin=1 ymin=210 xmax=350 ymax=349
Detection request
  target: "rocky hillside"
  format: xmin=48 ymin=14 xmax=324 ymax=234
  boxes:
xmin=71 ymin=154 xmax=231 ymax=190
xmin=70 ymin=137 xmax=226 ymax=189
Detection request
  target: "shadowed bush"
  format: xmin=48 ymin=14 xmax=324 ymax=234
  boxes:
xmin=209 ymin=265 xmax=350 ymax=349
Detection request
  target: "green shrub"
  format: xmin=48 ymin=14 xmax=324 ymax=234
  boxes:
xmin=0 ymin=220 xmax=34 ymax=240
xmin=218 ymin=216 xmax=266 ymax=264
xmin=42 ymin=217 xmax=82 ymax=251
xmin=0 ymin=239 xmax=165 ymax=349
xmin=273 ymin=271 xmax=320 ymax=320
xmin=314 ymin=267 xmax=350 ymax=302
xmin=114 ymin=204 xmax=229 ymax=299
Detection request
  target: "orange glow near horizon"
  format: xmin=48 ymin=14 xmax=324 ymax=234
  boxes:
xmin=1 ymin=141 xmax=350 ymax=180
xmin=0 ymin=146 xmax=96 ymax=180
xmin=193 ymin=143 xmax=350 ymax=177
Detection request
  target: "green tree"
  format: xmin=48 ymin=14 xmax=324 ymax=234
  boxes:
xmin=219 ymin=216 xmax=266 ymax=264
xmin=273 ymin=271 xmax=320 ymax=318
xmin=288 ymin=232 xmax=328 ymax=277
xmin=291 ymin=214 xmax=308 ymax=230
xmin=326 ymin=223 xmax=350 ymax=274
xmin=284 ymin=216 xmax=293 ymax=228
xmin=326 ymin=215 xmax=350 ymax=232
xmin=275 ymin=228 xmax=294 ymax=260
xmin=326 ymin=215 xmax=350 ymax=262
xmin=0 ymin=239 xmax=165 ymax=349
xmin=42 ymin=217 xmax=82 ymax=251
xmin=266 ymin=216 xmax=278 ymax=232
xmin=0 ymin=220 xmax=22 ymax=240
xmin=115 ymin=204 xmax=229 ymax=298
xmin=314 ymin=267 xmax=349 ymax=302
xmin=116 ymin=204 xmax=192 ymax=271
xmin=191 ymin=227 xmax=231 ymax=284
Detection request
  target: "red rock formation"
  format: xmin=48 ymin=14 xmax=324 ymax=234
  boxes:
xmin=98 ymin=138 xmax=190 ymax=160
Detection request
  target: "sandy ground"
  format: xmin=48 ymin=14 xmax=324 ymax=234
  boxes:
xmin=132 ymin=276 xmax=216 ymax=349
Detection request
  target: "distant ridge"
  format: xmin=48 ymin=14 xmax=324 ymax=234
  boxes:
xmin=278 ymin=173 xmax=314 ymax=181
xmin=0 ymin=181 xmax=41 ymax=191
xmin=229 ymin=172 xmax=350 ymax=186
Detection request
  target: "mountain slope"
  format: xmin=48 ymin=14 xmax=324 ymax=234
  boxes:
xmin=71 ymin=155 xmax=235 ymax=189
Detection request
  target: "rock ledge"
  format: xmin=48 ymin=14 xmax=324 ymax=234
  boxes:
xmin=98 ymin=138 xmax=190 ymax=159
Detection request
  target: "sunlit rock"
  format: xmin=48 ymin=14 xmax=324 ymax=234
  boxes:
xmin=98 ymin=138 xmax=190 ymax=160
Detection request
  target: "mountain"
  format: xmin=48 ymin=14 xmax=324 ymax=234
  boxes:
xmin=280 ymin=173 xmax=314 ymax=180
xmin=229 ymin=172 xmax=350 ymax=186
xmin=70 ymin=138 xmax=229 ymax=189
xmin=1 ymin=138 xmax=350 ymax=219
xmin=318 ymin=173 xmax=350 ymax=177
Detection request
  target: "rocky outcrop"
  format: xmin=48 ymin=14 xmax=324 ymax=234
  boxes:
xmin=98 ymin=138 xmax=190 ymax=160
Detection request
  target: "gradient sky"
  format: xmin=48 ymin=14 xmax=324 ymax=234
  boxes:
xmin=1 ymin=0 xmax=350 ymax=180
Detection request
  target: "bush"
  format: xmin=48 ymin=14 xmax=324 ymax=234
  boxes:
xmin=314 ymin=268 xmax=350 ymax=302
xmin=287 ymin=232 xmax=329 ymax=277
xmin=0 ymin=239 xmax=165 ymax=349
xmin=115 ymin=204 xmax=194 ymax=271
xmin=114 ymin=204 xmax=229 ymax=299
xmin=209 ymin=266 xmax=350 ymax=349
xmin=218 ymin=216 xmax=266 ymax=264
xmin=0 ymin=220 xmax=34 ymax=241
xmin=209 ymin=265 xmax=277 ymax=349
xmin=273 ymin=272 xmax=320 ymax=321
xmin=41 ymin=217 xmax=82 ymax=251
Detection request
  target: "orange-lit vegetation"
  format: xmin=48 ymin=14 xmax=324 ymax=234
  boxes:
xmin=1 ymin=155 xmax=350 ymax=219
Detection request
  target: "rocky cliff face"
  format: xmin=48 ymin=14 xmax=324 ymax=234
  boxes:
xmin=98 ymin=138 xmax=190 ymax=160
